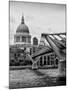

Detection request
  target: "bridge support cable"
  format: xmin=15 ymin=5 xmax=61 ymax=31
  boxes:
xmin=42 ymin=32 xmax=66 ymax=36
xmin=27 ymin=54 xmax=42 ymax=69
xmin=41 ymin=33 xmax=66 ymax=76
xmin=42 ymin=35 xmax=65 ymax=60
xmin=58 ymin=35 xmax=66 ymax=42
xmin=52 ymin=35 xmax=66 ymax=47
xmin=49 ymin=35 xmax=65 ymax=49
xmin=32 ymin=56 xmax=41 ymax=69
xmin=26 ymin=54 xmax=34 ymax=63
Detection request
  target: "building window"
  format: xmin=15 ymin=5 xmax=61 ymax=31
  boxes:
xmin=28 ymin=38 xmax=31 ymax=43
xmin=55 ymin=58 xmax=58 ymax=65
xmin=50 ymin=54 xmax=55 ymax=65
xmin=47 ymin=55 xmax=50 ymax=65
xmin=40 ymin=56 xmax=42 ymax=66
xmin=16 ymin=36 xmax=20 ymax=42
xmin=22 ymin=36 xmax=26 ymax=42
xmin=33 ymin=37 xmax=38 ymax=45
xmin=51 ymin=60 xmax=54 ymax=65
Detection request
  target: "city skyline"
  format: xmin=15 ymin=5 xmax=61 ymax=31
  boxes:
xmin=10 ymin=1 xmax=66 ymax=45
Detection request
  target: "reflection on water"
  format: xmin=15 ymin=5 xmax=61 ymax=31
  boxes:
xmin=9 ymin=69 xmax=66 ymax=89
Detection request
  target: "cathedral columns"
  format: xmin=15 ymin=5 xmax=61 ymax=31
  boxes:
xmin=20 ymin=36 xmax=22 ymax=42
xmin=26 ymin=37 xmax=29 ymax=43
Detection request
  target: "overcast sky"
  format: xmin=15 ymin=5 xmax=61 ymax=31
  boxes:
xmin=10 ymin=1 xmax=66 ymax=45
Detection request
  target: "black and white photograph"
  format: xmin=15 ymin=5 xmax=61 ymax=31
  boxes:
xmin=9 ymin=1 xmax=66 ymax=89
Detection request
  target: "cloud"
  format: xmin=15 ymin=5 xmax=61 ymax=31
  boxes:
xmin=10 ymin=16 xmax=16 ymax=24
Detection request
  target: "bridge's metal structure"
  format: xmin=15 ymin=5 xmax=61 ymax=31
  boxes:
xmin=10 ymin=32 xmax=66 ymax=76
xmin=27 ymin=32 xmax=66 ymax=76
xmin=41 ymin=33 xmax=66 ymax=60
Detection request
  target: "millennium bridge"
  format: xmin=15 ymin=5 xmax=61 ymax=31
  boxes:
xmin=25 ymin=32 xmax=66 ymax=76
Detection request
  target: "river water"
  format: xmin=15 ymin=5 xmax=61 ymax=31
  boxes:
xmin=9 ymin=68 xmax=66 ymax=89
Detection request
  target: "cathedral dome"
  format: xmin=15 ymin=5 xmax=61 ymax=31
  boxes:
xmin=16 ymin=15 xmax=29 ymax=34
xmin=16 ymin=24 xmax=29 ymax=33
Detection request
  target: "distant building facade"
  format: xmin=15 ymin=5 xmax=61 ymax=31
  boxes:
xmin=10 ymin=15 xmax=59 ymax=68
xmin=14 ymin=15 xmax=31 ymax=50
xmin=33 ymin=37 xmax=38 ymax=45
xmin=10 ymin=15 xmax=38 ymax=66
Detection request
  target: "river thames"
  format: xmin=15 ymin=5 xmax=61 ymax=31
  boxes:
xmin=9 ymin=68 xmax=66 ymax=89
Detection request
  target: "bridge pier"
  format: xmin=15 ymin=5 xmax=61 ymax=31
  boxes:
xmin=32 ymin=62 xmax=38 ymax=69
xmin=58 ymin=59 xmax=66 ymax=77
xmin=32 ymin=57 xmax=40 ymax=69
